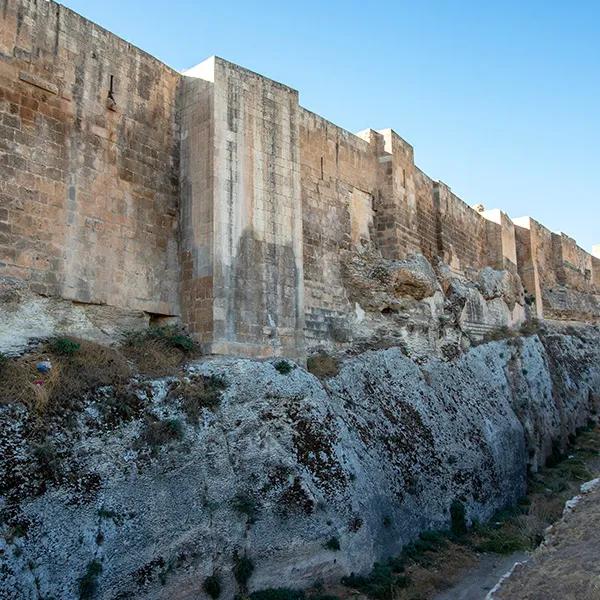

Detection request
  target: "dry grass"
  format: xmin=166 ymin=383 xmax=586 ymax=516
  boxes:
xmin=393 ymin=542 xmax=477 ymax=600
xmin=168 ymin=375 xmax=227 ymax=423
xmin=121 ymin=326 xmax=199 ymax=376
xmin=0 ymin=340 xmax=132 ymax=415
xmin=121 ymin=337 xmax=186 ymax=376
xmin=307 ymin=353 xmax=340 ymax=379
xmin=0 ymin=328 xmax=199 ymax=418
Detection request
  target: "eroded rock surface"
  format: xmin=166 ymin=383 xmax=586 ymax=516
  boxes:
xmin=0 ymin=278 xmax=151 ymax=356
xmin=1 ymin=327 xmax=599 ymax=599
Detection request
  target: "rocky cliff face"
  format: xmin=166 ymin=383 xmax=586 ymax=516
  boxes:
xmin=1 ymin=326 xmax=599 ymax=599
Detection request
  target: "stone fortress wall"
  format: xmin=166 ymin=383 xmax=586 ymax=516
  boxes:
xmin=0 ymin=0 xmax=598 ymax=357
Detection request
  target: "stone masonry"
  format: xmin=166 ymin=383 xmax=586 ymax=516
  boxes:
xmin=0 ymin=0 xmax=598 ymax=357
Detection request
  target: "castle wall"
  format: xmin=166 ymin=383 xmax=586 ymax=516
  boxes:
xmin=593 ymin=246 xmax=600 ymax=290
xmin=183 ymin=58 xmax=305 ymax=357
xmin=414 ymin=168 xmax=438 ymax=264
xmin=553 ymin=233 xmax=593 ymax=292
xmin=0 ymin=1 xmax=597 ymax=356
xmin=179 ymin=74 xmax=214 ymax=340
xmin=372 ymin=129 xmax=421 ymax=260
xmin=433 ymin=182 xmax=488 ymax=273
xmin=514 ymin=217 xmax=599 ymax=321
xmin=299 ymin=111 xmax=379 ymax=343
xmin=0 ymin=0 xmax=180 ymax=316
xmin=481 ymin=209 xmax=518 ymax=271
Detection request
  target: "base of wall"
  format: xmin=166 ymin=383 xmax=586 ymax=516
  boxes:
xmin=203 ymin=339 xmax=306 ymax=362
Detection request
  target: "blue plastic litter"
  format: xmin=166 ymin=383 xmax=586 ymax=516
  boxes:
xmin=36 ymin=360 xmax=52 ymax=374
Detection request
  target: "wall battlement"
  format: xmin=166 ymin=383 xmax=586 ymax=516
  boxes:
xmin=1 ymin=0 xmax=598 ymax=357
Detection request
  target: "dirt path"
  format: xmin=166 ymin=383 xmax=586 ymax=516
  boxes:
xmin=488 ymin=481 xmax=600 ymax=600
xmin=433 ymin=552 xmax=529 ymax=600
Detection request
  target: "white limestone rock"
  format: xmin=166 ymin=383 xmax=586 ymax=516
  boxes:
xmin=1 ymin=328 xmax=599 ymax=599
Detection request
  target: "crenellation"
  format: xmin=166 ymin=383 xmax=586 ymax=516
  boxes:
xmin=0 ymin=0 xmax=598 ymax=358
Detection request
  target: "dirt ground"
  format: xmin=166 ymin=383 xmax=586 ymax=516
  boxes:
xmin=433 ymin=552 xmax=529 ymax=600
xmin=490 ymin=483 xmax=600 ymax=600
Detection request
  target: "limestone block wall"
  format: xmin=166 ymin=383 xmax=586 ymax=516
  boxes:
xmin=414 ymin=168 xmax=438 ymax=263
xmin=178 ymin=75 xmax=214 ymax=339
xmin=0 ymin=1 xmax=597 ymax=356
xmin=593 ymin=246 xmax=600 ymax=290
xmin=372 ymin=129 xmax=421 ymax=260
xmin=433 ymin=182 xmax=488 ymax=273
xmin=183 ymin=58 xmax=305 ymax=357
xmin=480 ymin=209 xmax=518 ymax=271
xmin=553 ymin=233 xmax=593 ymax=292
xmin=299 ymin=111 xmax=380 ymax=343
xmin=514 ymin=217 xmax=555 ymax=318
xmin=0 ymin=0 xmax=181 ymax=316
xmin=514 ymin=217 xmax=599 ymax=321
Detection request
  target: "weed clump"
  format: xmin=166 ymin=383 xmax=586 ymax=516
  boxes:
xmin=474 ymin=527 xmax=531 ymax=554
xmin=171 ymin=375 xmax=227 ymax=423
xmin=342 ymin=562 xmax=405 ymax=599
xmin=139 ymin=417 xmax=184 ymax=448
xmin=274 ymin=360 xmax=295 ymax=375
xmin=78 ymin=559 xmax=102 ymax=600
xmin=32 ymin=442 xmax=61 ymax=482
xmin=101 ymin=385 xmax=145 ymax=426
xmin=323 ymin=537 xmax=340 ymax=551
xmin=233 ymin=551 xmax=254 ymax=588
xmin=520 ymin=319 xmax=544 ymax=337
xmin=231 ymin=492 xmax=259 ymax=524
xmin=122 ymin=326 xmax=198 ymax=376
xmin=50 ymin=337 xmax=81 ymax=356
xmin=203 ymin=574 xmax=222 ymax=599
xmin=450 ymin=500 xmax=467 ymax=536
xmin=306 ymin=353 xmax=340 ymax=379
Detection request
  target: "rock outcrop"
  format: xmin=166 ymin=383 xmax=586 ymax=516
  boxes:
xmin=1 ymin=326 xmax=599 ymax=599
xmin=0 ymin=278 xmax=152 ymax=357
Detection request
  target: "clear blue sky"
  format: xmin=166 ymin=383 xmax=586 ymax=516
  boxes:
xmin=61 ymin=0 xmax=599 ymax=252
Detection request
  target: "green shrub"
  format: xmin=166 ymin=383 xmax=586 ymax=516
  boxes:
xmin=50 ymin=337 xmax=81 ymax=356
xmin=168 ymin=333 xmax=196 ymax=352
xmin=249 ymin=589 xmax=305 ymax=600
xmin=0 ymin=352 xmax=7 ymax=370
xmin=274 ymin=360 xmax=294 ymax=375
xmin=231 ymin=492 xmax=259 ymax=524
xmin=79 ymin=559 xmax=102 ymax=600
xmin=476 ymin=528 xmax=531 ymax=554
xmin=233 ymin=552 xmax=254 ymax=587
xmin=125 ymin=326 xmax=197 ymax=352
xmin=175 ymin=375 xmax=227 ymax=422
xmin=413 ymin=530 xmax=447 ymax=552
xmin=323 ymin=537 xmax=340 ymax=551
xmin=450 ymin=500 xmax=467 ymax=536
xmin=203 ymin=574 xmax=222 ymax=599
xmin=520 ymin=319 xmax=543 ymax=336
xmin=140 ymin=417 xmax=184 ymax=448
xmin=341 ymin=562 xmax=406 ymax=599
